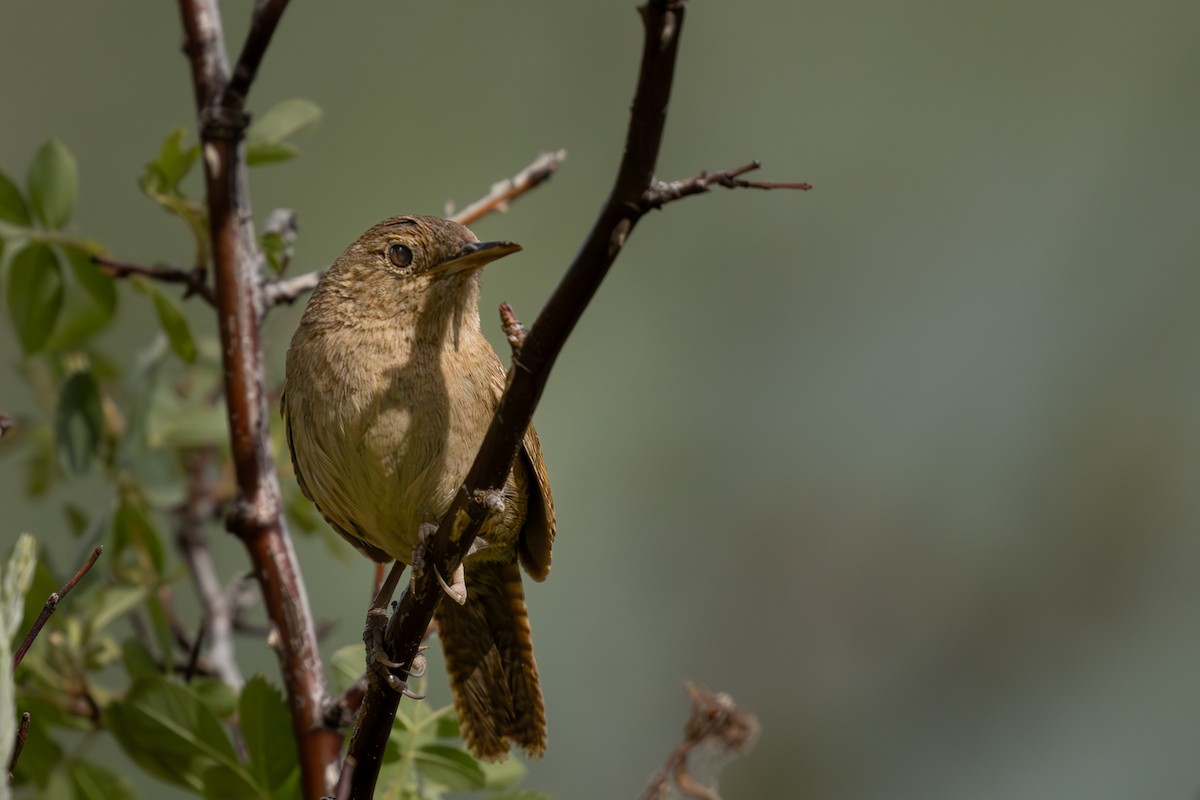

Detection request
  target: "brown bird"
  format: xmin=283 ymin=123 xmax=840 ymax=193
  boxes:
xmin=281 ymin=215 xmax=554 ymax=761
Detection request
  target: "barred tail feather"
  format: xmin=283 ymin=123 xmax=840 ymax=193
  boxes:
xmin=434 ymin=560 xmax=546 ymax=761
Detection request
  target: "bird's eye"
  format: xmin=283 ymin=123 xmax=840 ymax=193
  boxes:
xmin=387 ymin=243 xmax=413 ymax=269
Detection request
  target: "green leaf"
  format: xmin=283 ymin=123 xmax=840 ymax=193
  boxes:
xmin=434 ymin=710 xmax=460 ymax=740
xmin=0 ymin=168 xmax=31 ymax=226
xmin=246 ymin=141 xmax=300 ymax=166
xmin=192 ymin=677 xmax=238 ymax=720
xmin=329 ymin=644 xmax=365 ymax=695
xmin=414 ymin=744 xmax=486 ymax=790
xmin=202 ymin=764 xmax=263 ymax=800
xmin=87 ymin=584 xmax=150 ymax=633
xmin=144 ymin=590 xmax=176 ymax=678
xmin=478 ymin=755 xmax=526 ymax=789
xmin=490 ymin=791 xmax=556 ymax=800
xmin=246 ymin=99 xmax=321 ymax=166
xmin=55 ymin=369 xmax=105 ymax=474
xmin=44 ymin=247 xmax=118 ymax=350
xmin=30 ymin=770 xmax=73 ymax=800
xmin=141 ymin=128 xmax=199 ymax=196
xmin=105 ymin=676 xmax=245 ymax=792
xmin=247 ymin=99 xmax=322 ymax=146
xmin=121 ymin=638 xmax=161 ymax=681
xmin=133 ymin=280 xmax=196 ymax=362
xmin=68 ymin=760 xmax=139 ymax=800
xmin=111 ymin=498 xmax=166 ymax=575
xmin=6 ymin=243 xmax=64 ymax=353
xmin=27 ymin=139 xmax=78 ymax=230
xmin=240 ymin=675 xmax=300 ymax=793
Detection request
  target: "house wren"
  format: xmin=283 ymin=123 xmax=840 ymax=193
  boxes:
xmin=281 ymin=215 xmax=555 ymax=761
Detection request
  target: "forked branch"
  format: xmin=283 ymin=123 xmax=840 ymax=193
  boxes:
xmin=176 ymin=1 xmax=340 ymax=796
xmin=341 ymin=0 xmax=805 ymax=795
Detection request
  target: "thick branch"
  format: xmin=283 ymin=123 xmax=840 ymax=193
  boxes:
xmin=94 ymin=255 xmax=216 ymax=306
xmin=177 ymin=1 xmax=339 ymax=796
xmin=343 ymin=1 xmax=692 ymax=794
xmin=12 ymin=547 xmax=103 ymax=670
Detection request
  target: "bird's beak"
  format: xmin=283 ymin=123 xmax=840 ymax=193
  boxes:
xmin=428 ymin=240 xmax=522 ymax=277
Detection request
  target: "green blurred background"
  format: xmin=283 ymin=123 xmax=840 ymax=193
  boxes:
xmin=4 ymin=0 xmax=1200 ymax=797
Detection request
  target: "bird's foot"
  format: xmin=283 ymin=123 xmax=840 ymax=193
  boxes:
xmin=412 ymin=522 xmax=469 ymax=605
xmin=363 ymin=606 xmax=428 ymax=698
xmin=410 ymin=523 xmax=439 ymax=575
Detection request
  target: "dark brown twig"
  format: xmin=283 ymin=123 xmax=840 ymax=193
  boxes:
xmin=639 ymin=684 xmax=760 ymax=800
xmin=93 ymin=255 xmax=217 ymax=306
xmin=0 ymin=413 xmax=13 ymax=439
xmin=176 ymin=1 xmax=340 ymax=796
xmin=499 ymin=302 xmax=528 ymax=356
xmin=7 ymin=711 xmax=30 ymax=784
xmin=224 ymin=0 xmax=290 ymax=108
xmin=642 ymin=161 xmax=811 ymax=210
xmin=449 ymin=149 xmax=567 ymax=225
xmin=12 ymin=546 xmax=103 ymax=670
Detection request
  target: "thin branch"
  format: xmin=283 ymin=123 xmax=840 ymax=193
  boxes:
xmin=642 ymin=161 xmax=811 ymax=210
xmin=224 ymin=0 xmax=291 ymax=108
xmin=177 ymin=0 xmax=340 ymax=795
xmin=261 ymin=269 xmax=322 ymax=309
xmin=176 ymin=447 xmax=244 ymax=688
xmin=639 ymin=684 xmax=760 ymax=800
xmin=0 ymin=413 xmax=13 ymax=439
xmin=7 ymin=711 xmax=30 ymax=784
xmin=343 ymin=1 xmax=704 ymax=794
xmin=93 ymin=255 xmax=217 ymax=306
xmin=12 ymin=547 xmax=103 ymax=670
xmin=448 ymin=149 xmax=567 ymax=226
xmin=184 ymin=619 xmax=207 ymax=683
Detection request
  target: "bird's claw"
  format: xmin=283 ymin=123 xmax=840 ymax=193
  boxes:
xmin=364 ymin=605 xmax=427 ymax=696
xmin=414 ymin=522 xmax=468 ymax=605
xmin=434 ymin=562 xmax=468 ymax=605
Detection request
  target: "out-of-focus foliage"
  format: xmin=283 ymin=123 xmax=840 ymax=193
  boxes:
xmin=1 ymin=122 xmax=549 ymax=798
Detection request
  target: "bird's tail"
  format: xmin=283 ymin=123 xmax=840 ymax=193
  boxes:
xmin=434 ymin=559 xmax=546 ymax=761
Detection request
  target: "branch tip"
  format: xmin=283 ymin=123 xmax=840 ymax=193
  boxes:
xmin=8 ymin=711 xmax=31 ymax=782
xmin=640 ymin=683 xmax=760 ymax=800
xmin=451 ymin=149 xmax=567 ymax=227
xmin=499 ymin=302 xmax=528 ymax=355
xmin=642 ymin=161 xmax=811 ymax=210
xmin=12 ymin=546 xmax=103 ymax=670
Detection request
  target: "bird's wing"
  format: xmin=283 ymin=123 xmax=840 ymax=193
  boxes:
xmin=517 ymin=423 xmax=555 ymax=581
